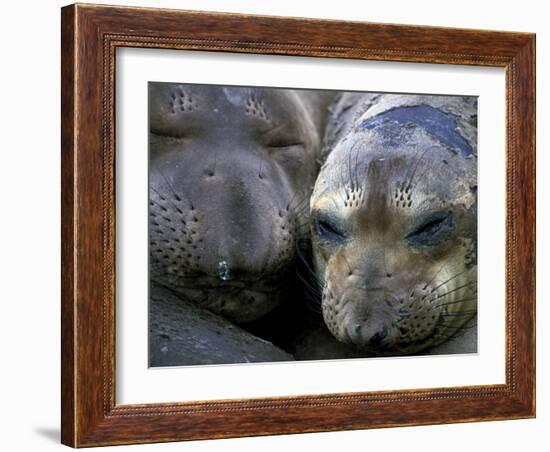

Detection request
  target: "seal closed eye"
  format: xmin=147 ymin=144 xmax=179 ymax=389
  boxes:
xmin=315 ymin=213 xmax=347 ymax=243
xmin=310 ymin=93 xmax=478 ymax=355
xmin=406 ymin=210 xmax=453 ymax=247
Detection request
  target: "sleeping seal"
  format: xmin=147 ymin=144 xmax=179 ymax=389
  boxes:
xmin=149 ymin=83 xmax=331 ymax=323
xmin=310 ymin=93 xmax=477 ymax=355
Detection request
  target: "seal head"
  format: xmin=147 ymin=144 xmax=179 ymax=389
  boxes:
xmin=149 ymin=83 xmax=325 ymax=323
xmin=311 ymin=93 xmax=477 ymax=354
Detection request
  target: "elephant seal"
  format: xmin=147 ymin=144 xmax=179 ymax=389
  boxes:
xmin=149 ymin=83 xmax=332 ymax=323
xmin=149 ymin=282 xmax=293 ymax=366
xmin=310 ymin=93 xmax=478 ymax=355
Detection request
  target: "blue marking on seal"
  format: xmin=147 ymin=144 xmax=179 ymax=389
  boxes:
xmin=359 ymin=104 xmax=473 ymax=156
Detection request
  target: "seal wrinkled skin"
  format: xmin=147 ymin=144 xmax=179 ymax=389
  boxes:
xmin=311 ymin=93 xmax=478 ymax=355
xmin=149 ymin=83 xmax=328 ymax=323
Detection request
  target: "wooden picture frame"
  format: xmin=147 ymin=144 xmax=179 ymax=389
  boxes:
xmin=61 ymin=3 xmax=535 ymax=447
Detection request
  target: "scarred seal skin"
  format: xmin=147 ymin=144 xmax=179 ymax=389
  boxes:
xmin=149 ymin=83 xmax=332 ymax=323
xmin=310 ymin=93 xmax=478 ymax=355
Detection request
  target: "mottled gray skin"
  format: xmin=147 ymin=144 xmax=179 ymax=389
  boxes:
xmin=310 ymin=93 xmax=478 ymax=356
xmin=149 ymin=83 xmax=332 ymax=324
xmin=150 ymin=283 xmax=293 ymax=366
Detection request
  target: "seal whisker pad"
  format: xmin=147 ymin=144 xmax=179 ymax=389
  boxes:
xmin=311 ymin=93 xmax=478 ymax=356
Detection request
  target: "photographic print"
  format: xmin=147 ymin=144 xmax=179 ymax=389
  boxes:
xmin=148 ymin=83 xmax=478 ymax=367
xmin=61 ymin=5 xmax=535 ymax=445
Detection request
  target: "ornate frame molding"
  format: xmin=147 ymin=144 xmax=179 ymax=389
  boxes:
xmin=61 ymin=4 xmax=535 ymax=447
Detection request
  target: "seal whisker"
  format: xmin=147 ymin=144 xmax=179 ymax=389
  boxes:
xmin=434 ymin=321 xmax=477 ymax=336
xmin=406 ymin=146 xmax=432 ymax=190
xmin=294 ymin=240 xmax=323 ymax=287
xmin=286 ymin=193 xmax=310 ymax=217
xmin=423 ymin=263 xmax=447 ymax=290
xmin=157 ymin=170 xmax=187 ymax=205
xmin=295 ymin=269 xmax=323 ymax=298
xmin=289 ymin=201 xmax=311 ymax=217
xmin=430 ymin=281 xmax=477 ymax=302
xmin=431 ymin=332 xmax=462 ymax=341
xmin=285 ymin=189 xmax=309 ymax=214
xmin=437 ymin=296 xmax=477 ymax=308
xmin=440 ymin=310 xmax=477 ymax=317
xmin=430 ymin=269 xmax=470 ymax=293
xmin=285 ymin=189 xmax=301 ymax=211
xmin=411 ymin=154 xmax=444 ymax=193
xmin=338 ymin=149 xmax=352 ymax=199
xmin=353 ymin=141 xmax=362 ymax=193
xmin=349 ymin=140 xmax=363 ymax=192
xmin=301 ymin=286 xmax=323 ymax=314
xmin=294 ymin=224 xmax=313 ymax=235
xmin=400 ymin=141 xmax=424 ymax=189
xmin=295 ymin=259 xmax=323 ymax=288
xmin=347 ymin=142 xmax=355 ymax=191
xmin=441 ymin=321 xmax=478 ymax=330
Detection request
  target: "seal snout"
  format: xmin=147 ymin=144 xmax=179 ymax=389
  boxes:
xmin=335 ymin=297 xmax=394 ymax=348
xmin=344 ymin=316 xmax=391 ymax=348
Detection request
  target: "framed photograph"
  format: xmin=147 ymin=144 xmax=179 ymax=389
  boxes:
xmin=61 ymin=3 xmax=535 ymax=447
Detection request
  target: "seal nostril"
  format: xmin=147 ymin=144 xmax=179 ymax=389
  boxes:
xmin=370 ymin=326 xmax=388 ymax=345
xmin=370 ymin=333 xmax=382 ymax=345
